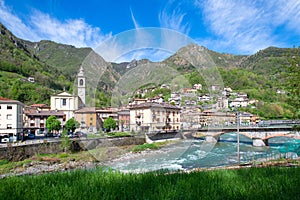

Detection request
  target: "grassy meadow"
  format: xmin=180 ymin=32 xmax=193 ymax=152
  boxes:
xmin=0 ymin=167 xmax=299 ymax=200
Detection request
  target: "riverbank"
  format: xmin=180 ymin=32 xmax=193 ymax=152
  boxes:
xmin=1 ymin=143 xmax=299 ymax=179
xmin=0 ymin=140 xmax=180 ymax=178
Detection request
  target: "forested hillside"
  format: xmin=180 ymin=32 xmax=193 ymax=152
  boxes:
xmin=0 ymin=23 xmax=70 ymax=104
xmin=0 ymin=23 xmax=299 ymax=118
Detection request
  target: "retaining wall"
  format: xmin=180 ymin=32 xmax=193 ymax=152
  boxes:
xmin=0 ymin=136 xmax=145 ymax=161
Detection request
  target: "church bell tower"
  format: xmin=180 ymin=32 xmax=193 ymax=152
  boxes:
xmin=77 ymin=66 xmax=86 ymax=105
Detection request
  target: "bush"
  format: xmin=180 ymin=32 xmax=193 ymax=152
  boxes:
xmin=132 ymin=143 xmax=159 ymax=152
xmin=107 ymin=132 xmax=131 ymax=137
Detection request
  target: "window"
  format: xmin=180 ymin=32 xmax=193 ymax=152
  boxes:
xmin=7 ymin=124 xmax=12 ymax=129
xmin=6 ymin=114 xmax=12 ymax=120
xmin=62 ymin=98 xmax=67 ymax=106
xmin=79 ymin=79 xmax=84 ymax=86
xmin=7 ymin=105 xmax=12 ymax=109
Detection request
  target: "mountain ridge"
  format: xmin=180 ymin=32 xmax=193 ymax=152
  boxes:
xmin=0 ymin=22 xmax=299 ymax=113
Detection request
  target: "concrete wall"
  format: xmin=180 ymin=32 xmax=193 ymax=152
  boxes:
xmin=0 ymin=136 xmax=145 ymax=161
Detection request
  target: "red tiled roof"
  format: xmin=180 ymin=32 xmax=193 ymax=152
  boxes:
xmin=31 ymin=104 xmax=49 ymax=107
xmin=0 ymin=97 xmax=24 ymax=105
xmin=75 ymin=107 xmax=97 ymax=113
xmin=25 ymin=110 xmax=65 ymax=116
xmin=130 ymin=102 xmax=180 ymax=110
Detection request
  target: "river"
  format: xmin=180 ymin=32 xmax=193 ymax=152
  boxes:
xmin=108 ymin=132 xmax=300 ymax=173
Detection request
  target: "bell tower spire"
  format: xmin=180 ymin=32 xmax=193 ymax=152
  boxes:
xmin=78 ymin=66 xmax=86 ymax=105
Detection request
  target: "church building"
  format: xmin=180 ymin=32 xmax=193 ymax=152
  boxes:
xmin=50 ymin=66 xmax=86 ymax=122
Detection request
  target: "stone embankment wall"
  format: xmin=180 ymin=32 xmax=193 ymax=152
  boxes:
xmin=0 ymin=137 xmax=145 ymax=161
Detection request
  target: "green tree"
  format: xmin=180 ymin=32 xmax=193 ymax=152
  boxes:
xmin=65 ymin=118 xmax=80 ymax=133
xmin=285 ymin=57 xmax=300 ymax=118
xmin=103 ymin=117 xmax=117 ymax=132
xmin=60 ymin=129 xmax=70 ymax=152
xmin=46 ymin=116 xmax=61 ymax=134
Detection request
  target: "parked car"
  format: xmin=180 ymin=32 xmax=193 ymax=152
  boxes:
xmin=1 ymin=137 xmax=9 ymax=143
xmin=28 ymin=133 xmax=35 ymax=139
xmin=45 ymin=133 xmax=55 ymax=137
xmin=74 ymin=131 xmax=87 ymax=138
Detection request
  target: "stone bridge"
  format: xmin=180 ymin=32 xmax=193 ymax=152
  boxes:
xmin=197 ymin=126 xmax=297 ymax=147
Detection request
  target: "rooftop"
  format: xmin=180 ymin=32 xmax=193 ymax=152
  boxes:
xmin=0 ymin=97 xmax=25 ymax=106
xmin=130 ymin=102 xmax=180 ymax=110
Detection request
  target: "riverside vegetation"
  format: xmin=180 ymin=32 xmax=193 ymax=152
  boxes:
xmin=0 ymin=140 xmax=172 ymax=175
xmin=0 ymin=166 xmax=299 ymax=199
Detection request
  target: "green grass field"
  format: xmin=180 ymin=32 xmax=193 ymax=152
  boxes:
xmin=0 ymin=167 xmax=299 ymax=200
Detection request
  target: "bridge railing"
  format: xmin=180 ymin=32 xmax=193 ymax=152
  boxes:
xmin=234 ymin=151 xmax=298 ymax=165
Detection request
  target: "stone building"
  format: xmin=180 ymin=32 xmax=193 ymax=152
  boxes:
xmin=129 ymin=102 xmax=181 ymax=133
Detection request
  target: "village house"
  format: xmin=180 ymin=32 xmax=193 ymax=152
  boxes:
xmin=0 ymin=97 xmax=24 ymax=142
xmin=215 ymin=97 xmax=229 ymax=110
xmin=129 ymin=98 xmax=148 ymax=106
xmin=160 ymin=84 xmax=170 ymax=89
xmin=151 ymin=96 xmax=164 ymax=103
xmin=117 ymin=109 xmax=130 ymax=131
xmin=199 ymin=110 xmax=236 ymax=126
xmin=168 ymin=92 xmax=181 ymax=106
xmin=181 ymin=106 xmax=202 ymax=129
xmin=24 ymin=108 xmax=65 ymax=135
xmin=27 ymin=77 xmax=35 ymax=83
xmin=74 ymin=107 xmax=100 ymax=133
xmin=229 ymin=97 xmax=249 ymax=108
xmin=198 ymin=95 xmax=211 ymax=102
xmin=181 ymin=88 xmax=197 ymax=96
xmin=211 ymin=84 xmax=222 ymax=91
xmin=96 ymin=107 xmax=119 ymax=130
xmin=30 ymin=104 xmax=50 ymax=111
xmin=193 ymin=83 xmax=202 ymax=90
xmin=237 ymin=112 xmax=260 ymax=125
xmin=129 ymin=102 xmax=181 ymax=133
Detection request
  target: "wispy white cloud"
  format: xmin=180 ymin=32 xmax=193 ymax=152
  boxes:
xmin=0 ymin=0 xmax=38 ymax=41
xmin=196 ymin=0 xmax=300 ymax=54
xmin=0 ymin=0 xmax=110 ymax=48
xmin=158 ymin=1 xmax=190 ymax=35
xmin=273 ymin=0 xmax=300 ymax=33
xmin=130 ymin=8 xmax=140 ymax=29
xmin=29 ymin=11 xmax=110 ymax=48
xmin=198 ymin=0 xmax=277 ymax=53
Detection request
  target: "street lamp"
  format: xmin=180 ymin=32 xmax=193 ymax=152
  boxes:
xmin=236 ymin=112 xmax=240 ymax=164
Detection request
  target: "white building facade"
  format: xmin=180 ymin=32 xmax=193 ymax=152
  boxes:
xmin=50 ymin=92 xmax=83 ymax=121
xmin=0 ymin=98 xmax=24 ymax=141
xmin=129 ymin=102 xmax=181 ymax=133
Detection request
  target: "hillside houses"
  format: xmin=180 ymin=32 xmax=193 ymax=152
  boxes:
xmin=0 ymin=72 xmax=261 ymax=142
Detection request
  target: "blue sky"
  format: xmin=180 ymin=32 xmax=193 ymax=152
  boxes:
xmin=1 ymin=0 xmax=300 ymax=61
